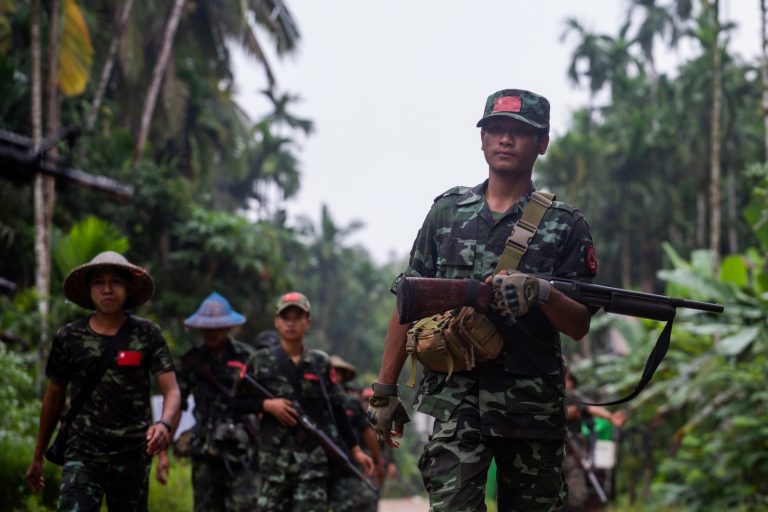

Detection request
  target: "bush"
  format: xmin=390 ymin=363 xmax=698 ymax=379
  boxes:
xmin=148 ymin=453 xmax=194 ymax=511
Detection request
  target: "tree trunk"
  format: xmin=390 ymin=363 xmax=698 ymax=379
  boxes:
xmin=762 ymin=0 xmax=768 ymax=157
xmin=726 ymin=170 xmax=738 ymax=254
xmin=708 ymin=0 xmax=722 ymax=269
xmin=133 ymin=0 xmax=186 ymax=164
xmin=31 ymin=0 xmax=45 ymax=395
xmin=32 ymin=0 xmax=61 ymax=395
xmin=86 ymin=0 xmax=135 ymax=131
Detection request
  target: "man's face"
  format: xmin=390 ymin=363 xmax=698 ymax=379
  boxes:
xmin=89 ymin=270 xmax=128 ymax=314
xmin=274 ymin=306 xmax=310 ymax=343
xmin=480 ymin=118 xmax=549 ymax=176
xmin=200 ymin=328 xmax=230 ymax=351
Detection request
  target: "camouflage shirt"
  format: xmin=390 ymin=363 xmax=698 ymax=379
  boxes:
xmin=46 ymin=315 xmax=175 ymax=461
xmin=404 ymin=180 xmax=597 ymax=440
xmin=250 ymin=346 xmax=356 ymax=481
xmin=178 ymin=339 xmax=258 ymax=458
xmin=340 ymin=392 xmax=370 ymax=447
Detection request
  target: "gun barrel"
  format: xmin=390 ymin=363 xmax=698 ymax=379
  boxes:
xmin=546 ymin=278 xmax=725 ymax=318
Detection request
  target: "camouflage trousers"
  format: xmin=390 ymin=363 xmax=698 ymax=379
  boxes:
xmin=257 ymin=472 xmax=327 ymax=512
xmin=418 ymin=402 xmax=566 ymax=511
xmin=58 ymin=454 xmax=151 ymax=512
xmin=192 ymin=455 xmax=260 ymax=512
xmin=329 ymin=473 xmax=379 ymax=512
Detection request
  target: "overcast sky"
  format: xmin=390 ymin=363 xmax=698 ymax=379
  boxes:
xmin=233 ymin=0 xmax=760 ymax=264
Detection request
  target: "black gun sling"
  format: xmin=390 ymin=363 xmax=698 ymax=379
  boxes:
xmin=45 ymin=316 xmax=134 ymax=465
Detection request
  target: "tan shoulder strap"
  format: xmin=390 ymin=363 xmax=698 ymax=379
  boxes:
xmin=495 ymin=191 xmax=555 ymax=272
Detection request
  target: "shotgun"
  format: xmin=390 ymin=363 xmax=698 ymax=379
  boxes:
xmin=395 ymin=276 xmax=724 ymax=324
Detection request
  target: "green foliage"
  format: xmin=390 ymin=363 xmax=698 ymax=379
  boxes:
xmin=0 ymin=436 xmax=61 ymax=511
xmin=0 ymin=343 xmax=61 ymax=511
xmin=51 ymin=215 xmax=130 ymax=283
xmin=148 ymin=454 xmax=193 ymax=511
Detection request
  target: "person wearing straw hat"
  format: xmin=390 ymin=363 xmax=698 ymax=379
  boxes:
xmin=174 ymin=292 xmax=260 ymax=512
xmin=328 ymin=355 xmax=381 ymax=512
xmin=25 ymin=251 xmax=180 ymax=511
xmin=250 ymin=292 xmax=374 ymax=512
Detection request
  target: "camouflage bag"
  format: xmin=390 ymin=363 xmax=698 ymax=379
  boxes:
xmin=404 ymin=191 xmax=554 ymax=386
xmin=405 ymin=306 xmax=502 ymax=385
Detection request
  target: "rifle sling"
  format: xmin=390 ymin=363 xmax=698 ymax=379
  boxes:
xmin=580 ymin=312 xmax=674 ymax=406
xmin=181 ymin=347 xmax=233 ymax=397
xmin=61 ymin=316 xmax=135 ymax=425
xmin=496 ymin=191 xmax=555 ymax=272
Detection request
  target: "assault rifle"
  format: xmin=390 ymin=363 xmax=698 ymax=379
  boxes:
xmin=565 ymin=430 xmax=608 ymax=504
xmin=396 ymin=276 xmax=724 ymax=405
xmin=395 ymin=276 xmax=724 ymax=324
xmin=241 ymin=373 xmax=378 ymax=492
xmin=181 ymin=350 xmax=377 ymax=492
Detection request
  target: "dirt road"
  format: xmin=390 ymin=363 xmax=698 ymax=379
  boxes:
xmin=378 ymin=497 xmax=429 ymax=512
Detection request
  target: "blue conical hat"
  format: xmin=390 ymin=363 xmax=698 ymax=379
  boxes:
xmin=184 ymin=292 xmax=246 ymax=329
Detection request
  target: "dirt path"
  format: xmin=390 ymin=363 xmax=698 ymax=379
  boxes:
xmin=378 ymin=497 xmax=429 ymax=512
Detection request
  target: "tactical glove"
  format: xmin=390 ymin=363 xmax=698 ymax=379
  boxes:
xmin=366 ymin=382 xmax=410 ymax=445
xmin=491 ymin=271 xmax=551 ymax=317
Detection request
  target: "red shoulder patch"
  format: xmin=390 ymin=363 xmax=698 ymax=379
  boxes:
xmin=226 ymin=360 xmax=247 ymax=380
xmin=586 ymin=245 xmax=598 ymax=275
xmin=303 ymin=372 xmax=320 ymax=381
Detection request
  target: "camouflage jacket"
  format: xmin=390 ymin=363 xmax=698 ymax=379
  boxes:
xmin=249 ymin=346 xmax=356 ymax=481
xmin=46 ymin=315 xmax=175 ymax=461
xmin=178 ymin=339 xmax=258 ymax=459
xmin=403 ymin=180 xmax=597 ymax=440
xmin=340 ymin=392 xmax=370 ymax=447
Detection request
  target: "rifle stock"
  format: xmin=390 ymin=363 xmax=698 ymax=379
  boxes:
xmin=396 ymin=277 xmax=492 ymax=324
xmin=395 ymin=276 xmax=724 ymax=324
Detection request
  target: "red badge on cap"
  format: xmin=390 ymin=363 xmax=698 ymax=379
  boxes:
xmin=227 ymin=360 xmax=247 ymax=380
xmin=493 ymin=96 xmax=522 ymax=113
xmin=586 ymin=245 xmax=598 ymax=275
xmin=282 ymin=292 xmax=303 ymax=302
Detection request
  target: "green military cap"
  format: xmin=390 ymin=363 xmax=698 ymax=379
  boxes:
xmin=476 ymin=89 xmax=550 ymax=132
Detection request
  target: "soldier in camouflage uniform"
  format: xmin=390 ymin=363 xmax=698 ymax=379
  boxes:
xmin=249 ymin=292 xmax=374 ymax=512
xmin=328 ymin=355 xmax=380 ymax=512
xmin=368 ymin=89 xmax=598 ymax=512
xmin=174 ymin=292 xmax=261 ymax=511
xmin=25 ymin=251 xmax=180 ymax=511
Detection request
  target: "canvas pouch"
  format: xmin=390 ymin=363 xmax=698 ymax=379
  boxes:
xmin=405 ymin=306 xmax=502 ymax=386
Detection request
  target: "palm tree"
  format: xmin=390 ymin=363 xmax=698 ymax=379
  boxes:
xmin=705 ymin=0 xmax=722 ymax=266
xmin=133 ymin=0 xmax=186 ymax=164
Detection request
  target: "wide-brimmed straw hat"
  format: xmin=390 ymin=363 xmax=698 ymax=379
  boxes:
xmin=184 ymin=292 xmax=246 ymax=329
xmin=63 ymin=251 xmax=155 ymax=310
xmin=330 ymin=355 xmax=357 ymax=382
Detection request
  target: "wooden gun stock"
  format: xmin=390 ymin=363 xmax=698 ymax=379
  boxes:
xmin=396 ymin=277 xmax=492 ymax=324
